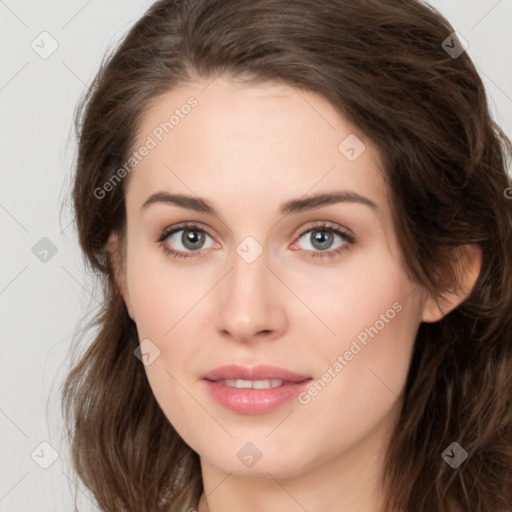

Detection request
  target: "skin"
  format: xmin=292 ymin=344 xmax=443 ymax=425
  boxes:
xmin=109 ymin=76 xmax=481 ymax=512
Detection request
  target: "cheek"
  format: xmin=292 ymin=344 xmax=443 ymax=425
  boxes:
xmin=342 ymin=299 xmax=418 ymax=390
xmin=300 ymin=249 xmax=420 ymax=405
xmin=125 ymin=243 xmax=198 ymax=338
xmin=125 ymin=245 xmax=209 ymax=396
xmin=292 ymin=246 xmax=416 ymax=350
xmin=292 ymin=296 xmax=419 ymax=462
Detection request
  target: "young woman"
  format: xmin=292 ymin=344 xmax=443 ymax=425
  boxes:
xmin=61 ymin=1 xmax=512 ymax=511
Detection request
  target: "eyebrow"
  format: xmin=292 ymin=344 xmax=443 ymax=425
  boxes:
xmin=141 ymin=190 xmax=378 ymax=216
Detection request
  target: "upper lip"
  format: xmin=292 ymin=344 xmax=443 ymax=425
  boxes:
xmin=202 ymin=364 xmax=311 ymax=383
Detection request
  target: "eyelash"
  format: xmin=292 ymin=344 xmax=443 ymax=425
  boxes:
xmin=156 ymin=221 xmax=355 ymax=261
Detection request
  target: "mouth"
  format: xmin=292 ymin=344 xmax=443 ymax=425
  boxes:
xmin=212 ymin=378 xmax=298 ymax=389
xmin=201 ymin=364 xmax=313 ymax=415
xmin=201 ymin=363 xmax=311 ymax=383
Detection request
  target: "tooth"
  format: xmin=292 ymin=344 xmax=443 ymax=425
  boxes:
xmin=252 ymin=379 xmax=271 ymax=389
xmin=216 ymin=378 xmax=285 ymax=389
xmin=235 ymin=379 xmax=253 ymax=388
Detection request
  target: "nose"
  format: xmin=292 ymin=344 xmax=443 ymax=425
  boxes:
xmin=214 ymin=242 xmax=288 ymax=343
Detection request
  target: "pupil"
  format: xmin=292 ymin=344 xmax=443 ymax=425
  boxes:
xmin=184 ymin=229 xmax=204 ymax=249
xmin=313 ymin=230 xmax=332 ymax=250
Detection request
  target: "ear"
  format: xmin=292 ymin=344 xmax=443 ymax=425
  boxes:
xmin=106 ymin=232 xmax=135 ymax=321
xmin=421 ymin=244 xmax=482 ymax=323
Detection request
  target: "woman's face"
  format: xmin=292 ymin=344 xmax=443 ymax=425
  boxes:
xmin=115 ymin=76 xmax=431 ymax=480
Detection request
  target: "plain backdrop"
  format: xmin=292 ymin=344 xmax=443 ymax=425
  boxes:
xmin=1 ymin=1 xmax=511 ymax=510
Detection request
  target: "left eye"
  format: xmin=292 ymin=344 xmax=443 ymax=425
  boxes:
xmin=294 ymin=226 xmax=352 ymax=254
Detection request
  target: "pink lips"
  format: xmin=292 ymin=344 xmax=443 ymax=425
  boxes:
xmin=202 ymin=364 xmax=311 ymax=382
xmin=201 ymin=364 xmax=312 ymax=415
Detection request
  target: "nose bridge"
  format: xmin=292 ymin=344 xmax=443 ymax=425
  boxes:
xmin=227 ymin=234 xmax=270 ymax=310
xmin=214 ymin=233 xmax=286 ymax=340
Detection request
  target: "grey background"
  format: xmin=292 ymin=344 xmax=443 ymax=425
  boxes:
xmin=1 ymin=1 xmax=511 ymax=510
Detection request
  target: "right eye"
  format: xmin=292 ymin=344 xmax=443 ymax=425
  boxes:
xmin=156 ymin=222 xmax=218 ymax=260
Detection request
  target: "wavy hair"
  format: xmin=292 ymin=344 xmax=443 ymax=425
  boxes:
xmin=62 ymin=0 xmax=512 ymax=511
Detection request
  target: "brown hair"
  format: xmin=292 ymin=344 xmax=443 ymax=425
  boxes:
xmin=62 ymin=0 xmax=512 ymax=511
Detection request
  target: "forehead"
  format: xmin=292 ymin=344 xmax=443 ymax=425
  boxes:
xmin=126 ymin=76 xmax=389 ymax=223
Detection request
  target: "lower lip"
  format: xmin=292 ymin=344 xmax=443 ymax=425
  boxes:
xmin=202 ymin=379 xmax=312 ymax=415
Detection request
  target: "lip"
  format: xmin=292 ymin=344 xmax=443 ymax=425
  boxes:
xmin=201 ymin=364 xmax=313 ymax=415
xmin=202 ymin=364 xmax=311 ymax=382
